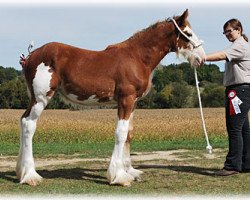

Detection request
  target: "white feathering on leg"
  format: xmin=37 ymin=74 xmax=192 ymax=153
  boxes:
xmin=107 ymin=119 xmax=134 ymax=186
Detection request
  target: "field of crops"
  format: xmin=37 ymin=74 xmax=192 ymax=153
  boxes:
xmin=0 ymin=108 xmax=227 ymax=144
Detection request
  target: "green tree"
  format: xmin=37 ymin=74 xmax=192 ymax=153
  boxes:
xmin=197 ymin=64 xmax=223 ymax=85
xmin=153 ymin=69 xmax=168 ymax=92
xmin=5 ymin=67 xmax=18 ymax=81
xmin=194 ymin=83 xmax=225 ymax=107
xmin=155 ymin=82 xmax=190 ymax=108
xmin=0 ymin=76 xmax=29 ymax=109
xmin=0 ymin=68 xmax=6 ymax=84
xmin=137 ymin=87 xmax=158 ymax=108
xmin=157 ymin=84 xmax=173 ymax=108
xmin=152 ymin=64 xmax=185 ymax=92
xmin=177 ymin=62 xmax=195 ymax=85
xmin=0 ymin=66 xmax=18 ymax=84
xmin=171 ymin=82 xmax=190 ymax=108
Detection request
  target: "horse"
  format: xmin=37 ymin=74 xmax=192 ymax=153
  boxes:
xmin=16 ymin=9 xmax=205 ymax=186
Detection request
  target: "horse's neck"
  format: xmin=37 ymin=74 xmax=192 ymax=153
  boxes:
xmin=127 ymin=22 xmax=174 ymax=70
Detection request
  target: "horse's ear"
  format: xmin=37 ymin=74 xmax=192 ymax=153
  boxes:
xmin=176 ymin=9 xmax=189 ymax=27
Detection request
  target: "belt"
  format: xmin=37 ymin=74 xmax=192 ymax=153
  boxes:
xmin=226 ymin=83 xmax=250 ymax=89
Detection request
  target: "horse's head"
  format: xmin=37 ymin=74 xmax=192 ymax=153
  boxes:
xmin=171 ymin=9 xmax=205 ymax=67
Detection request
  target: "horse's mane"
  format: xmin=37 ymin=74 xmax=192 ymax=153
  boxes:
xmin=128 ymin=19 xmax=171 ymax=41
xmin=105 ymin=15 xmax=189 ymax=50
xmin=105 ymin=19 xmax=172 ymax=50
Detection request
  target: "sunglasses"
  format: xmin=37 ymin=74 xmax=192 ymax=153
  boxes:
xmin=223 ymin=29 xmax=236 ymax=35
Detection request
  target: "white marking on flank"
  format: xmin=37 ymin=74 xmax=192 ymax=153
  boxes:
xmin=32 ymin=63 xmax=52 ymax=104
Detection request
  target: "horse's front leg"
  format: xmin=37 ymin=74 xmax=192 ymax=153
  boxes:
xmin=107 ymin=95 xmax=136 ymax=186
xmin=123 ymin=111 xmax=143 ymax=181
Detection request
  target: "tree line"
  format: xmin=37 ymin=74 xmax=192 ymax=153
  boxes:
xmin=0 ymin=63 xmax=225 ymax=109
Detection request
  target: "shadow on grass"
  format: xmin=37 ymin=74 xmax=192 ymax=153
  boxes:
xmin=0 ymin=171 xmax=19 ymax=183
xmin=0 ymin=168 xmax=108 ymax=185
xmin=137 ymin=164 xmax=218 ymax=176
xmin=0 ymin=165 xmax=218 ymax=186
xmin=39 ymin=167 xmax=108 ymax=185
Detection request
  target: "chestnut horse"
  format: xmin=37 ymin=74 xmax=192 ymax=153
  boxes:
xmin=17 ymin=9 xmax=205 ymax=186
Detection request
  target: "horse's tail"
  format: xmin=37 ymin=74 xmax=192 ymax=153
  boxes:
xmin=19 ymin=41 xmax=34 ymax=68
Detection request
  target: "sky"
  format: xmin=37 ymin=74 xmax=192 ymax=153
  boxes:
xmin=1 ymin=0 xmax=250 ymax=71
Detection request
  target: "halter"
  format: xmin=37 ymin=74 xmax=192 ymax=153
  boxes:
xmin=170 ymin=18 xmax=203 ymax=49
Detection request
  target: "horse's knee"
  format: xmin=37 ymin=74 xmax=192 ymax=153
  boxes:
xmin=20 ymin=102 xmax=46 ymax=137
xmin=128 ymin=123 xmax=133 ymax=132
xmin=126 ymin=132 xmax=133 ymax=143
xmin=21 ymin=117 xmax=37 ymax=135
xmin=30 ymin=102 xmax=46 ymax=119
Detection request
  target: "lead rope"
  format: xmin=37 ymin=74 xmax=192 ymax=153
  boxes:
xmin=170 ymin=17 xmax=212 ymax=153
xmin=194 ymin=68 xmax=212 ymax=154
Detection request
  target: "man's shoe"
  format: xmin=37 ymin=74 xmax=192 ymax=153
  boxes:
xmin=215 ymin=169 xmax=239 ymax=176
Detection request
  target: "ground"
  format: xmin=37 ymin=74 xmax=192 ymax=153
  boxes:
xmin=0 ymin=149 xmax=221 ymax=172
xmin=3 ymin=148 xmax=250 ymax=195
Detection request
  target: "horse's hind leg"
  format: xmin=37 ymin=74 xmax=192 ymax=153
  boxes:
xmin=16 ymin=63 xmax=56 ymax=186
xmin=16 ymin=100 xmax=47 ymax=186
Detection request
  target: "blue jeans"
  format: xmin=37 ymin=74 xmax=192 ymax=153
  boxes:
xmin=225 ymin=84 xmax=250 ymax=171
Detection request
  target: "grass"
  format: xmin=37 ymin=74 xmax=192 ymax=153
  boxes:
xmin=0 ymin=137 xmax=228 ymax=157
xmin=1 ymin=149 xmax=250 ymax=195
xmin=0 ymin=108 xmax=241 ymax=195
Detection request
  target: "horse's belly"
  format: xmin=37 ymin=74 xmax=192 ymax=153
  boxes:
xmin=60 ymin=80 xmax=117 ymax=107
xmin=61 ymin=93 xmax=117 ymax=107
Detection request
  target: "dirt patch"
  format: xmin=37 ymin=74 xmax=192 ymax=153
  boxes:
xmin=0 ymin=149 xmax=224 ymax=172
